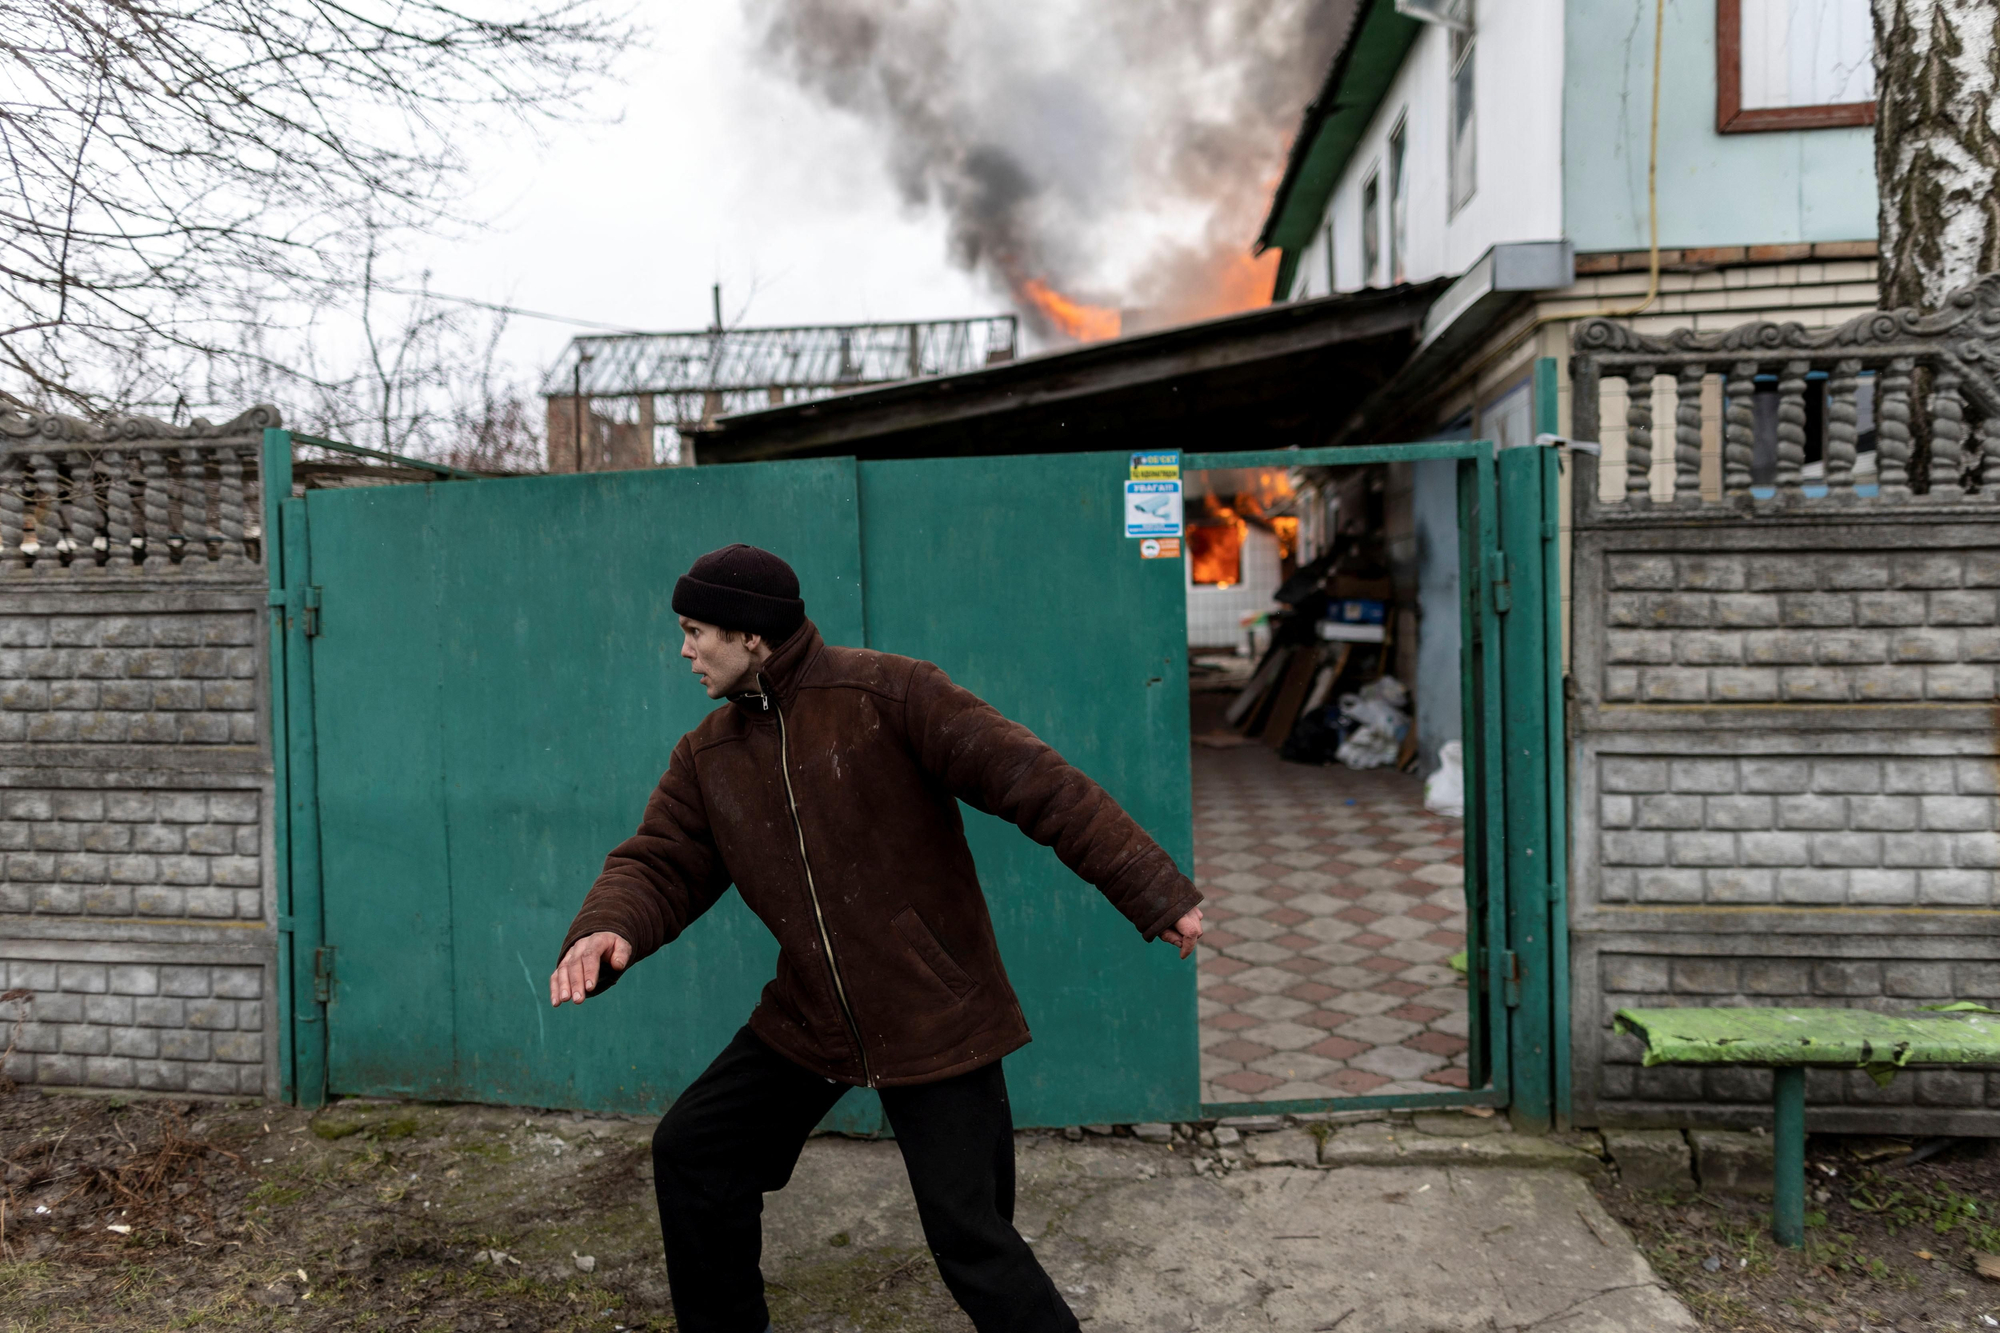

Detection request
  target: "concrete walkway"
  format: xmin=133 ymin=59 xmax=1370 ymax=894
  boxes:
xmin=762 ymin=1113 xmax=1698 ymax=1332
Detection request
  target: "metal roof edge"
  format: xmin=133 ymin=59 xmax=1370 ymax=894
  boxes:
xmin=1256 ymin=0 xmax=1424 ymax=257
xmin=1334 ymin=241 xmax=1576 ymax=444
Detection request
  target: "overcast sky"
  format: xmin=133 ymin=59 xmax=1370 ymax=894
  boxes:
xmin=415 ymin=3 xmax=998 ymax=384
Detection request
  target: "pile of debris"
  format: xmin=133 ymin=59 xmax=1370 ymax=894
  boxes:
xmin=1194 ymin=547 xmax=1415 ymax=772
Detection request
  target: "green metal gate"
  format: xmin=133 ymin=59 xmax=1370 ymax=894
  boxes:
xmin=266 ymin=432 xmax=1565 ymax=1128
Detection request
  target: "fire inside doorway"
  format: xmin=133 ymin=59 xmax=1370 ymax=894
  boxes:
xmin=1186 ymin=463 xmax=1470 ymax=1104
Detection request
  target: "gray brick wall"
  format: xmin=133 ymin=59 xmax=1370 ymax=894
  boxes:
xmin=0 ymin=788 xmax=263 ymax=919
xmin=1571 ymin=518 xmax=2000 ymax=1136
xmin=0 ymin=959 xmax=266 ymax=1094
xmin=0 ymin=611 xmax=258 ymax=745
xmin=0 ymin=581 xmax=273 ymax=1100
xmin=1595 ymin=754 xmax=2000 ymax=908
xmin=1602 ymin=550 xmax=2000 ymax=705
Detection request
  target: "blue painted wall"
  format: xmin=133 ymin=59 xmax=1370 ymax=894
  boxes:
xmin=1564 ymin=0 xmax=1877 ymax=252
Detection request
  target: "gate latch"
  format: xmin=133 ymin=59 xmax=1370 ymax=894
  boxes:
xmin=301 ymin=585 xmax=323 ymax=638
xmin=312 ymin=945 xmax=335 ymax=1004
xmin=1501 ymin=950 xmax=1522 ymax=1009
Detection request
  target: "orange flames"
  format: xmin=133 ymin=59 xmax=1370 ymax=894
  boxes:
xmin=1165 ymin=250 xmax=1282 ymax=325
xmin=1189 ymin=469 xmax=1300 ymax=585
xmin=1019 ymin=278 xmax=1122 ymax=342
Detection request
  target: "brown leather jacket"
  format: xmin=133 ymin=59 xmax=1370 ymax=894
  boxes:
xmin=558 ymin=621 xmax=1200 ymax=1087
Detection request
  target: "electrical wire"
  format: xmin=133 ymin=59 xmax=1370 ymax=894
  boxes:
xmin=369 ymin=284 xmax=647 ymax=333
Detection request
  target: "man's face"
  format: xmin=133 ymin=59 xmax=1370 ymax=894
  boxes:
xmin=680 ymin=617 xmax=763 ymax=699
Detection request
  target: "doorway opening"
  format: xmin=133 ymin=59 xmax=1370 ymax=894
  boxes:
xmin=1186 ymin=460 xmax=1471 ymax=1106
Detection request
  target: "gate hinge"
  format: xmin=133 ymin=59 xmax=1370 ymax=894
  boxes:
xmin=269 ymin=586 xmax=322 ymax=636
xmin=1484 ymin=552 xmax=1512 ymax=613
xmin=312 ymin=945 xmax=335 ymax=1004
xmin=1501 ymin=950 xmax=1522 ymax=1008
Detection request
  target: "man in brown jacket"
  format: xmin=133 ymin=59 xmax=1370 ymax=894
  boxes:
xmin=550 ymin=544 xmax=1203 ymax=1333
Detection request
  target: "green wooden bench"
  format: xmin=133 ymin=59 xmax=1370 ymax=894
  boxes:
xmin=1612 ymin=1004 xmax=2000 ymax=1247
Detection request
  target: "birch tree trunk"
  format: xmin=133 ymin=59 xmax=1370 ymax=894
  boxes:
xmin=1872 ymin=0 xmax=2000 ymax=311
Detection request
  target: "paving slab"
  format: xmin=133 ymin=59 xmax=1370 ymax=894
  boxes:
xmin=763 ymin=1133 xmax=1695 ymax=1332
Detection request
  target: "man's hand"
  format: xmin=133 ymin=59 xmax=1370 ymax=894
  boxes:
xmin=1160 ymin=907 xmax=1204 ymax=960
xmin=550 ymin=932 xmax=632 ymax=1007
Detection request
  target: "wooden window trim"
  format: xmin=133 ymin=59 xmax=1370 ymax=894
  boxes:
xmin=1716 ymin=0 xmax=1876 ymax=133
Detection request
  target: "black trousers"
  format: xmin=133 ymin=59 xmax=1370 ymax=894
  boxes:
xmin=653 ymin=1027 xmax=1079 ymax=1333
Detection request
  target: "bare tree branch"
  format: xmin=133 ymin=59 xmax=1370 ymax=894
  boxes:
xmin=0 ymin=0 xmax=633 ymax=409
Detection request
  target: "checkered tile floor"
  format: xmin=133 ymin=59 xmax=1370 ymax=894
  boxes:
xmin=1193 ymin=741 xmax=1472 ymax=1104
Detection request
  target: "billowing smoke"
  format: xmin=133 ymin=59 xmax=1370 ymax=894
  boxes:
xmin=748 ymin=0 xmax=1357 ymax=339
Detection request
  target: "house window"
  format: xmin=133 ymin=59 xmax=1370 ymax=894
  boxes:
xmin=1362 ymin=170 xmax=1382 ymax=285
xmin=1388 ymin=118 xmax=1409 ymax=283
xmin=1717 ymin=0 xmax=1875 ymax=132
xmin=1448 ymin=5 xmax=1475 ymax=212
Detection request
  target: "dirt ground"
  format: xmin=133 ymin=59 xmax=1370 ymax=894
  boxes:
xmin=1595 ymin=1135 xmax=2000 ymax=1333
xmin=4 ymin=1080 xmax=1993 ymax=1333
xmin=0 ymin=1088 xmax=687 ymax=1332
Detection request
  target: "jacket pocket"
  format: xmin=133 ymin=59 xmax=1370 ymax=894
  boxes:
xmin=891 ymin=906 xmax=978 ymax=1002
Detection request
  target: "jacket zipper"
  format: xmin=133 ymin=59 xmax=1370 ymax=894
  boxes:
xmin=772 ymin=690 xmax=874 ymax=1088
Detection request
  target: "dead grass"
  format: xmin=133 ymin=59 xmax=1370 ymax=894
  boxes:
xmin=1596 ymin=1136 xmax=2000 ymax=1333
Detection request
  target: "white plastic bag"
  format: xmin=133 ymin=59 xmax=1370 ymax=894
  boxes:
xmin=1425 ymin=740 xmax=1465 ymax=818
xmin=1335 ymin=724 xmax=1400 ymax=770
xmin=1358 ymin=676 xmax=1409 ymax=710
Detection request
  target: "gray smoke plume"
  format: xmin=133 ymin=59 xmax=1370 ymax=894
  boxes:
xmin=749 ymin=0 xmax=1356 ymax=338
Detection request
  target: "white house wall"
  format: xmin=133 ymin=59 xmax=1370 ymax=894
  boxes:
xmin=1563 ymin=0 xmax=1876 ymax=251
xmin=1299 ymin=0 xmax=1565 ymax=299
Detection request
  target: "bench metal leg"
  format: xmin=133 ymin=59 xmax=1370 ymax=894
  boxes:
xmin=1772 ymin=1066 xmax=1805 ymax=1248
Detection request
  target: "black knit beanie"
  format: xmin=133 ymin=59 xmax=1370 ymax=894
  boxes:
xmin=672 ymin=544 xmax=806 ymax=642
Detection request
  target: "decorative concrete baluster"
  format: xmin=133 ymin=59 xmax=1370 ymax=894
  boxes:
xmin=102 ymin=449 xmax=135 ymax=568
xmin=214 ymin=443 xmax=245 ymax=564
xmin=29 ymin=451 xmax=63 ymax=570
xmin=1877 ymin=357 xmax=1915 ymax=500
xmin=1625 ymin=365 xmax=1655 ymax=503
xmin=0 ymin=453 xmax=24 ymax=572
xmin=1823 ymin=358 xmax=1860 ymax=496
xmin=1675 ymin=364 xmax=1705 ymax=504
xmin=1724 ymin=360 xmax=1756 ymax=497
xmin=1976 ymin=416 xmax=2000 ymax=498
xmin=64 ymin=449 xmax=103 ymax=572
xmin=1774 ymin=361 xmax=1808 ymax=498
xmin=178 ymin=445 xmax=211 ymax=564
xmin=1928 ymin=367 xmax=1966 ymax=495
xmin=140 ymin=449 xmax=173 ymax=569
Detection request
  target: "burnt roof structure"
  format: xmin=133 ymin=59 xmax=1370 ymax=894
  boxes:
xmin=538 ymin=316 xmax=1019 ymax=434
xmin=691 ymin=281 xmax=1450 ymax=464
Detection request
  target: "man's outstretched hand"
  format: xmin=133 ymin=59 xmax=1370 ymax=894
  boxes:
xmin=550 ymin=931 xmax=632 ymax=1007
xmin=1160 ymin=907 xmax=1204 ymax=960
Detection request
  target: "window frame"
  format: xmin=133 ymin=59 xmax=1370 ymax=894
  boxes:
xmin=1388 ymin=115 xmax=1409 ymax=283
xmin=1447 ymin=11 xmax=1476 ymax=214
xmin=1716 ymin=0 xmax=1876 ymax=134
xmin=1361 ymin=168 xmax=1383 ymax=285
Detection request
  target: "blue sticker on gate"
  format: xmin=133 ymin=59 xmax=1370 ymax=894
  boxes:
xmin=1123 ymin=480 xmax=1183 ymax=539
